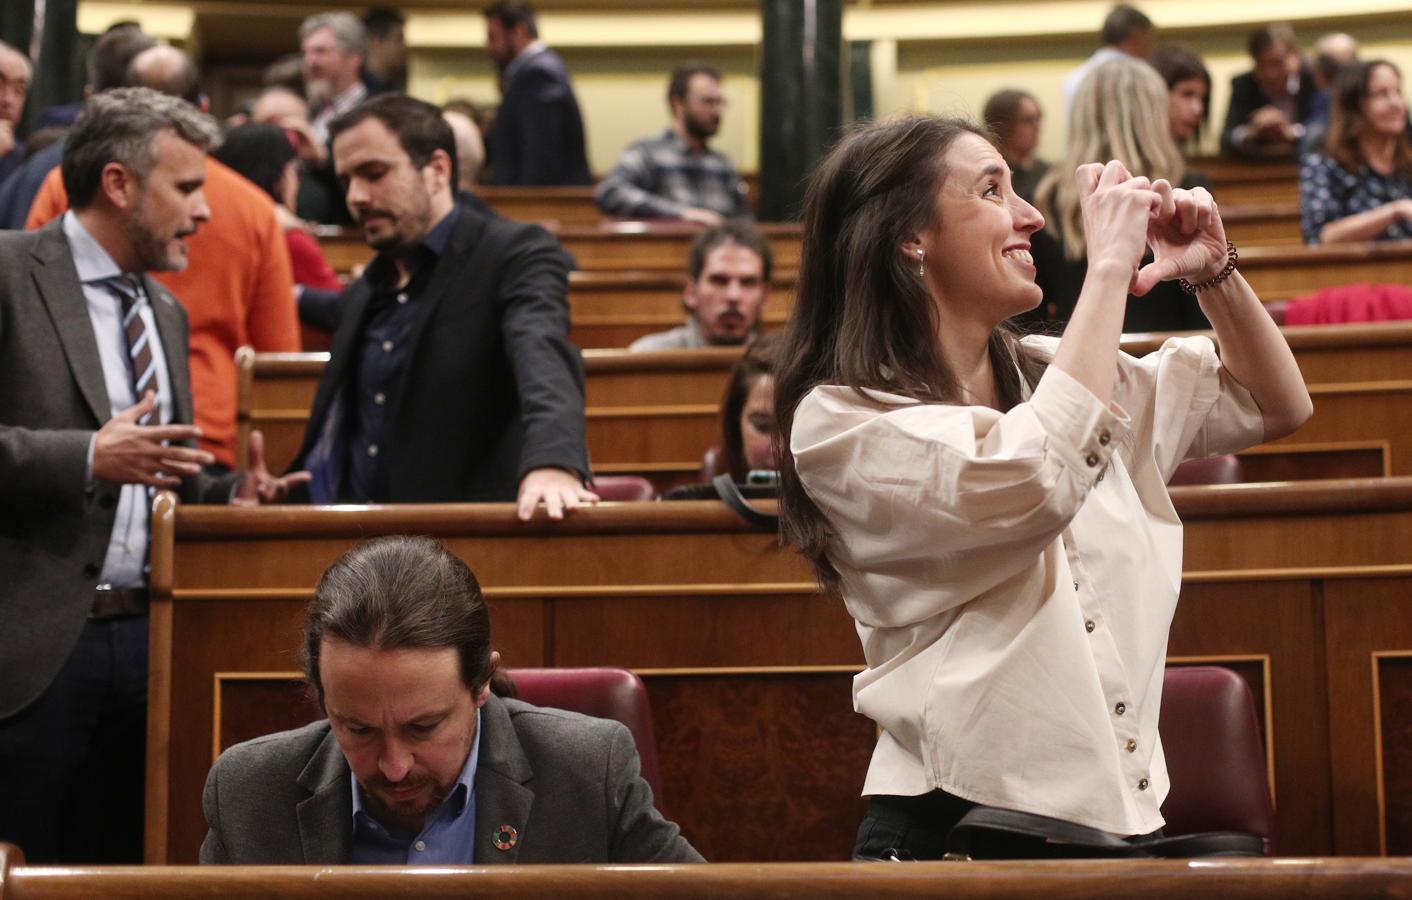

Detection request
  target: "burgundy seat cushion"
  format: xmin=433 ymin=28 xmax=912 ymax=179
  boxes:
xmin=592 ymin=475 xmax=657 ymax=501
xmin=506 ymin=667 xmax=664 ymax=803
xmin=1159 ymin=666 xmax=1275 ymax=854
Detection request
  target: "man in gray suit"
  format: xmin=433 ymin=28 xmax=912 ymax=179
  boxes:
xmin=201 ymin=536 xmax=702 ymax=864
xmin=0 ymin=88 xmax=304 ymax=863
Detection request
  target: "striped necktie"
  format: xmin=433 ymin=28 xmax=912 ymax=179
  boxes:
xmin=110 ymin=274 xmax=160 ymax=425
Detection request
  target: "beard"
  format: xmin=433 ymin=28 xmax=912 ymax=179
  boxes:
xmin=304 ymin=77 xmax=335 ymax=109
xmin=685 ymin=114 xmax=719 ymax=143
xmin=127 ymin=195 xmax=188 ymax=273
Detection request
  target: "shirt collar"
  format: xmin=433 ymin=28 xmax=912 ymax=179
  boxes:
xmin=62 ymin=211 xmax=126 ymax=284
xmin=350 ymin=707 xmax=483 ymax=829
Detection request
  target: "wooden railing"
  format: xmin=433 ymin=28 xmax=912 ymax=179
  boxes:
xmin=236 ymin=323 xmax=1412 ymax=486
xmin=3 ymin=846 xmax=1409 ymax=899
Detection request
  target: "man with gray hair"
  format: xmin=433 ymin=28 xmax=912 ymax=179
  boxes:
xmin=0 ymin=40 xmax=32 ymax=186
xmin=0 ymin=87 xmax=303 ymax=863
xmin=299 ymin=11 xmax=374 ymax=222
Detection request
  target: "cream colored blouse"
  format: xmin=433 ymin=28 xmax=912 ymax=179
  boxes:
xmin=791 ymin=335 xmax=1265 ymax=836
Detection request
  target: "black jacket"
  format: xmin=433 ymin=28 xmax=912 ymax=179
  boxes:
xmin=289 ymin=205 xmax=589 ymax=502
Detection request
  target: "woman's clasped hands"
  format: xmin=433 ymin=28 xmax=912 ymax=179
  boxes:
xmin=1076 ymin=159 xmax=1230 ymax=297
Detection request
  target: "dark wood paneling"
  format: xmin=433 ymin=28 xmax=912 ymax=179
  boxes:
xmin=1376 ymin=656 xmax=1412 ymax=855
xmin=1322 ymin=577 xmax=1412 ymax=855
xmin=643 ymin=672 xmax=872 ymax=862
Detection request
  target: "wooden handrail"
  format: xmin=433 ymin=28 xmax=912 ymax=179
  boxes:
xmin=2 ymin=855 xmax=1410 ymax=900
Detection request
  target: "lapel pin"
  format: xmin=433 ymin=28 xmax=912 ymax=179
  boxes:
xmin=492 ymin=824 xmax=519 ymax=851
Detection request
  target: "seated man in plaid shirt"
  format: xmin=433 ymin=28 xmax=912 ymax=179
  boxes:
xmin=594 ymin=63 xmax=748 ymax=224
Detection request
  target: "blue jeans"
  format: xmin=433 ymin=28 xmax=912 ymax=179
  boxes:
xmin=0 ymin=616 xmax=148 ymax=863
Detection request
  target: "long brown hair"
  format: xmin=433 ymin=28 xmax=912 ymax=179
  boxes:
xmin=774 ymin=115 xmax=1044 ymax=592
xmin=721 ymin=334 xmax=778 ymax=482
xmin=1325 ymin=60 xmax=1412 ymax=177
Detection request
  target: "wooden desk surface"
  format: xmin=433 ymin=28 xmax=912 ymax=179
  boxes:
xmin=146 ymin=479 xmax=1412 ymax=863
xmin=5 ymin=854 xmax=1410 ymax=900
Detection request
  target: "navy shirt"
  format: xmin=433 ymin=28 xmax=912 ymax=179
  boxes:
xmin=344 ymin=206 xmax=461 ymax=502
xmin=1299 ymin=152 xmax=1412 ymax=244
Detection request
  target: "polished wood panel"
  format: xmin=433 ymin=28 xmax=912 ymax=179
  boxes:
xmin=146 ymin=479 xmax=1412 ymax=864
xmin=479 ymin=185 xmax=604 ymax=225
xmin=1240 ymin=240 xmax=1412 ymax=303
xmin=1196 ymin=157 xmax=1299 ymax=207
xmin=238 ymin=323 xmax=1412 ymax=480
xmin=1222 ymin=202 xmax=1301 ymax=247
xmin=1375 ymin=655 xmax=1412 ymax=856
xmin=319 ymin=222 xmax=803 ymax=275
xmin=6 ymin=853 xmax=1412 ymax=900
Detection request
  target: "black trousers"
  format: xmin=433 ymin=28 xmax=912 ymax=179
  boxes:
xmin=0 ymin=617 xmax=148 ymax=863
xmin=853 ymin=790 xmax=978 ymax=860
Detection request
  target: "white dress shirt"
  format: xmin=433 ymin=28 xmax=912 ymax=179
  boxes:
xmin=790 ymin=335 xmax=1265 ymax=836
xmin=67 ymin=212 xmax=175 ymax=589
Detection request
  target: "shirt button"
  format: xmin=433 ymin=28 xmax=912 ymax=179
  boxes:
xmin=367 ymin=444 xmax=379 ymax=457
xmin=1085 ymin=619 xmax=1096 ymax=633
xmin=382 ymin=340 xmax=394 ymax=352
xmin=374 ymin=392 xmax=386 ymax=405
xmin=414 ymin=840 xmax=426 ymax=852
xmin=1099 ymin=430 xmax=1111 ymax=446
xmin=1114 ymin=702 xmax=1126 ymax=716
xmin=1125 ymin=738 xmax=1138 ymax=752
xmin=1138 ymin=778 xmax=1150 ymax=791
xmin=397 ymin=292 xmax=409 ymax=305
xmin=1073 ymin=581 xmax=1079 ymax=592
xmin=1085 ymin=453 xmax=1099 ymax=467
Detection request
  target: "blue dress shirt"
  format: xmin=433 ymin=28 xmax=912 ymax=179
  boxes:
xmin=350 ymin=709 xmax=482 ymax=865
xmin=65 ymin=212 xmax=176 ymax=589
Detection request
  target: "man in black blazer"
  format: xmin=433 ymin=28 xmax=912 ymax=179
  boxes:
xmin=482 ymin=1 xmax=592 ymax=186
xmin=289 ymin=93 xmax=595 ymax=519
xmin=0 ymin=88 xmax=302 ymax=863
xmin=1221 ymin=23 xmax=1317 ymax=158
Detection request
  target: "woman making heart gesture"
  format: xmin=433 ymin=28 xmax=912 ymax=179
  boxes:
xmin=774 ymin=115 xmax=1311 ymax=859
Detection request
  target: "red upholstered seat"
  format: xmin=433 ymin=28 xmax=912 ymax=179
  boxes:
xmin=592 ymin=475 xmax=657 ymax=501
xmin=1159 ymin=666 xmax=1276 ymax=854
xmin=1168 ymin=454 xmax=1244 ymax=485
xmin=506 ymin=667 xmax=664 ymax=804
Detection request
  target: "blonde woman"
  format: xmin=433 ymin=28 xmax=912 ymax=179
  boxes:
xmin=1032 ymin=57 xmax=1211 ymax=333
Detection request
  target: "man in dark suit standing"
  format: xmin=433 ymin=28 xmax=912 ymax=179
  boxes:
xmin=0 ymin=87 xmax=304 ymax=863
xmin=290 ymin=93 xmax=595 ymax=519
xmin=482 ymin=0 xmax=592 ymax=186
xmin=202 ymin=536 xmax=702 ymax=864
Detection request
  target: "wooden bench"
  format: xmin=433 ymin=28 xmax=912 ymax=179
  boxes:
xmin=1196 ymin=157 xmax=1299 ymax=207
xmin=144 ymin=478 xmax=1412 ymax=862
xmin=566 ymin=270 xmax=793 ymax=349
xmin=235 ymin=324 xmax=1412 ymax=485
xmin=320 ymin=222 xmax=803 ymax=277
xmin=1222 ymin=201 xmax=1301 ymax=246
xmin=479 ymin=185 xmax=604 ymax=225
xmin=4 ymin=846 xmax=1410 ymax=900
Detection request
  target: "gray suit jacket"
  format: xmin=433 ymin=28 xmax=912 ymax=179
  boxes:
xmin=0 ymin=221 xmax=237 ymax=719
xmin=200 ymin=694 xmax=704 ymax=864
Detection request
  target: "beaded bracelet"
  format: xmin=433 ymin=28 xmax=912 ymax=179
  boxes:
xmin=1178 ymin=241 xmax=1239 ymax=295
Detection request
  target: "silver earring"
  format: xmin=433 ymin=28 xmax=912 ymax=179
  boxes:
xmin=917 ymin=249 xmax=925 ymax=277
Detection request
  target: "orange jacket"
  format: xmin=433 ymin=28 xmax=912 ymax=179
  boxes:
xmin=28 ymin=158 xmax=298 ymax=468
